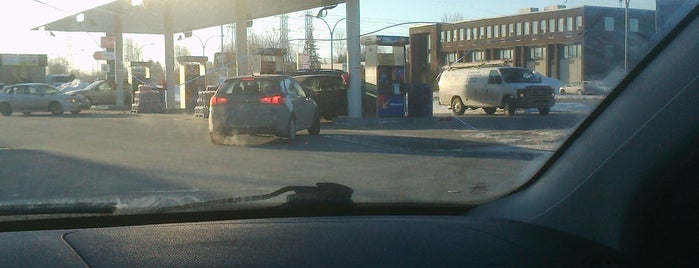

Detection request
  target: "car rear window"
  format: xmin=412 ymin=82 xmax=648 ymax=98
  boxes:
xmin=219 ymin=78 xmax=282 ymax=96
xmin=295 ymin=76 xmax=345 ymax=91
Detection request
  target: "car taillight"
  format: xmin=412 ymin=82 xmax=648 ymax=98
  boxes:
xmin=210 ymin=96 xmax=228 ymax=106
xmin=259 ymin=95 xmax=284 ymax=105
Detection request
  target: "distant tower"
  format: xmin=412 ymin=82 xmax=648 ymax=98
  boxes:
xmin=304 ymin=10 xmax=321 ymax=69
xmin=280 ymin=14 xmax=290 ymax=63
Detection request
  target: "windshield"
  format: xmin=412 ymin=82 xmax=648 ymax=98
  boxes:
xmin=0 ymin=1 xmax=694 ymax=221
xmin=499 ymin=68 xmax=542 ymax=83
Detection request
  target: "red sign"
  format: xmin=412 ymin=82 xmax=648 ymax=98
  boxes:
xmin=93 ymin=51 xmax=103 ymax=60
xmin=100 ymin=36 xmax=115 ymax=49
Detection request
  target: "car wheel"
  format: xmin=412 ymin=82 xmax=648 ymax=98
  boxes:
xmin=451 ymin=97 xmax=466 ymax=115
xmin=210 ymin=130 xmax=226 ymax=145
xmin=0 ymin=103 xmax=12 ymax=116
xmin=286 ymin=117 xmax=296 ymax=144
xmin=576 ymin=89 xmax=583 ymax=95
xmin=483 ymin=107 xmax=497 ymax=115
xmin=503 ymin=98 xmax=516 ymax=116
xmin=49 ymin=102 xmax=64 ymax=115
xmin=70 ymin=110 xmax=81 ymax=115
xmin=560 ymin=89 xmax=566 ymax=95
xmin=308 ymin=111 xmax=321 ymax=135
xmin=538 ymin=107 xmax=551 ymax=115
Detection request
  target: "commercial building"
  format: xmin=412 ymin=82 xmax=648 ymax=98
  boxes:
xmin=408 ymin=5 xmax=656 ymax=86
xmin=0 ymin=54 xmax=48 ymax=85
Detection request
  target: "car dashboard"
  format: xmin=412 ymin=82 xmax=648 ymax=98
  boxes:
xmin=0 ymin=215 xmax=623 ymax=267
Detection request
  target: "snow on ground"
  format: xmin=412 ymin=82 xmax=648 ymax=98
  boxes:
xmin=431 ymin=92 xmax=594 ymax=151
xmin=432 ymin=92 xmax=601 ymax=115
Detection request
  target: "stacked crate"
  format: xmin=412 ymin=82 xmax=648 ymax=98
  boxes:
xmin=194 ymin=90 xmax=216 ymax=118
xmin=131 ymin=85 xmax=165 ymax=113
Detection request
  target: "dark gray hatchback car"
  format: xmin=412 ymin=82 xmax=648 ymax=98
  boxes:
xmin=208 ymin=75 xmax=320 ymax=144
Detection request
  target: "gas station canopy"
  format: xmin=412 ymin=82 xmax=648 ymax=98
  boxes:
xmin=34 ymin=0 xmax=364 ymax=118
xmin=36 ymin=0 xmax=345 ymax=34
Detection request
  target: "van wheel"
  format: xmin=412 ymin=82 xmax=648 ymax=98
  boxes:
xmin=504 ymin=99 xmax=516 ymax=116
xmin=451 ymin=97 xmax=466 ymax=115
xmin=538 ymin=107 xmax=550 ymax=115
xmin=483 ymin=107 xmax=497 ymax=115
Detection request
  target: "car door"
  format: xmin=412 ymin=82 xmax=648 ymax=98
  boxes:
xmin=27 ymin=85 xmax=52 ymax=111
xmin=93 ymin=81 xmax=115 ymax=105
xmin=16 ymin=85 xmax=43 ymax=111
xmin=286 ymin=78 xmax=315 ymax=129
xmin=486 ymin=70 xmax=503 ymax=104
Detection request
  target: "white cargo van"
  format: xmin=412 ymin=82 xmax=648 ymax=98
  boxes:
xmin=437 ymin=62 xmax=555 ymax=116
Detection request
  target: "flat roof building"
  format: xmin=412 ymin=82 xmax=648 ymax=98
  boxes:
xmin=408 ymin=5 xmax=656 ymax=87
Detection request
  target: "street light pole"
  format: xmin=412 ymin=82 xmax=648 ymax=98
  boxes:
xmin=308 ymin=15 xmax=346 ymax=70
xmin=620 ymin=0 xmax=630 ymax=73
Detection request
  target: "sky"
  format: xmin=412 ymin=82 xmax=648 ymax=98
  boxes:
xmin=0 ymin=0 xmax=656 ymax=72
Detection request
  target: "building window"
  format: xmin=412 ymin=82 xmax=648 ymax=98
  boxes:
xmin=494 ymin=25 xmax=499 ymax=38
xmin=459 ymin=28 xmax=465 ymax=41
xmin=453 ymin=29 xmax=458 ymax=42
xmin=605 ymin=17 xmax=615 ymax=31
xmin=473 ymin=27 xmax=478 ymax=40
xmin=516 ymin=22 xmax=522 ymax=35
xmin=480 ymin=26 xmax=485 ymax=39
xmin=501 ymin=24 xmax=507 ymax=37
xmin=575 ymin=16 xmax=583 ymax=31
xmin=630 ymin=18 xmax=639 ymax=32
xmin=473 ymin=51 xmax=485 ymax=61
xmin=541 ymin=19 xmax=547 ymax=33
xmin=486 ymin=26 xmax=492 ymax=38
xmin=440 ymin=31 xmax=446 ymax=42
xmin=466 ymin=28 xmax=471 ymax=40
xmin=530 ymin=47 xmax=545 ymax=59
xmin=549 ymin=19 xmax=556 ymax=33
xmin=446 ymin=30 xmax=451 ymax=42
xmin=567 ymin=17 xmax=573 ymax=31
xmin=524 ymin=21 xmax=530 ymax=35
xmin=426 ymin=34 xmax=431 ymax=64
xmin=499 ymin=49 xmax=513 ymax=60
xmin=532 ymin=20 xmax=539 ymax=34
xmin=509 ymin=23 xmax=514 ymax=36
xmin=563 ymin=44 xmax=582 ymax=59
xmin=558 ymin=18 xmax=564 ymax=32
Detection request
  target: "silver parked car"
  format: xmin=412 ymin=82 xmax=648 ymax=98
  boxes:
xmin=65 ymin=79 xmax=133 ymax=105
xmin=208 ymin=75 xmax=320 ymax=144
xmin=0 ymin=83 xmax=91 ymax=116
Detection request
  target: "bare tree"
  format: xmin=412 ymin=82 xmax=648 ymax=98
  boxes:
xmin=175 ymin=45 xmax=192 ymax=58
xmin=333 ymin=31 xmax=347 ymax=64
xmin=441 ymin=12 xmax=465 ymax=23
xmin=48 ymin=57 xmax=71 ymax=75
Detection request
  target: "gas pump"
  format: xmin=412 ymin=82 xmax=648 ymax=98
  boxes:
xmin=361 ymin=35 xmax=410 ymax=117
xmin=251 ymin=48 xmax=287 ymax=75
xmin=177 ymin=56 xmax=207 ymax=110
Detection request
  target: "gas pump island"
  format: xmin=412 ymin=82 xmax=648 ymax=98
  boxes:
xmin=177 ymin=56 xmax=207 ymax=110
xmin=361 ymin=35 xmax=410 ymax=118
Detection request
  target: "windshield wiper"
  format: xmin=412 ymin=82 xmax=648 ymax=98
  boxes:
xmin=0 ymin=202 xmax=117 ymax=216
xmin=157 ymin=182 xmax=354 ymax=213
